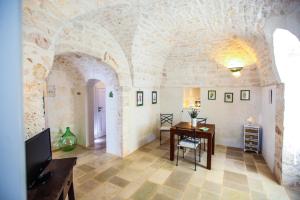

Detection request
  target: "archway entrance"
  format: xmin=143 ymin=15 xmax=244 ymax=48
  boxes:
xmin=273 ymin=28 xmax=300 ymax=186
xmin=45 ymin=53 xmax=122 ymax=156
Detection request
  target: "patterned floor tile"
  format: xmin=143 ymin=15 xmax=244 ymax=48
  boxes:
xmin=52 ymin=139 xmax=292 ymax=200
xmin=94 ymin=167 xmax=119 ymax=182
xmin=164 ymin=169 xmax=193 ymax=190
xmin=109 ymin=176 xmax=130 ymax=188
xmin=131 ymin=181 xmax=158 ymax=200
xmin=223 ymin=170 xmax=248 ymax=185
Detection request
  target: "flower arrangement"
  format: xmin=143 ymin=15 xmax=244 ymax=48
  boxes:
xmin=188 ymin=108 xmax=199 ymax=119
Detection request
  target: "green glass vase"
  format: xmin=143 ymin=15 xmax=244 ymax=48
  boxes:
xmin=59 ymin=127 xmax=77 ymax=151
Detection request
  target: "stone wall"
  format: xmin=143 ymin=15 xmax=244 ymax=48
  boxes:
xmin=275 ymin=84 xmax=284 ymax=183
xmin=46 ymin=57 xmax=86 ymax=149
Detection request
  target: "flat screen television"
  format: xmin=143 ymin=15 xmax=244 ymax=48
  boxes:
xmin=26 ymin=128 xmax=52 ymax=189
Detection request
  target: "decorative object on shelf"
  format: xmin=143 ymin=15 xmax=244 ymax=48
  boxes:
xmin=152 ymin=91 xmax=157 ymax=104
xmin=243 ymin=124 xmax=261 ymax=154
xmin=240 ymin=90 xmax=250 ymax=100
xmin=109 ymin=91 xmax=113 ymax=98
xmin=188 ymin=108 xmax=199 ymax=127
xmin=246 ymin=116 xmax=255 ymax=124
xmin=224 ymin=92 xmax=233 ymax=103
xmin=208 ymin=90 xmax=216 ymax=100
xmin=58 ymin=127 xmax=77 ymax=151
xmin=136 ymin=91 xmax=143 ymax=106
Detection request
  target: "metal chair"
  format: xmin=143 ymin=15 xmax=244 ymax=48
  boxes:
xmin=197 ymin=117 xmax=207 ymax=151
xmin=160 ymin=114 xmax=173 ymax=145
xmin=176 ymin=127 xmax=201 ymax=171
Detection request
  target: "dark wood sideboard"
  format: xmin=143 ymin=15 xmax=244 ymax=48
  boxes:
xmin=28 ymin=157 xmax=77 ymax=200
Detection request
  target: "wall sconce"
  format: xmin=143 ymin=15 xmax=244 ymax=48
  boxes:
xmin=227 ymin=59 xmax=244 ymax=72
xmin=226 ymin=59 xmax=244 ymax=77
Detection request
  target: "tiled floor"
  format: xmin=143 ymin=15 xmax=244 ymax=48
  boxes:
xmin=54 ymin=139 xmax=294 ymax=200
xmin=91 ymin=136 xmax=106 ymax=150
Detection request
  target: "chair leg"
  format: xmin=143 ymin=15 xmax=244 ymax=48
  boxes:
xmin=194 ymin=148 xmax=197 ymax=171
xmin=199 ymin=146 xmax=201 ymax=162
xmin=160 ymin=131 xmax=162 ymax=145
xmin=176 ymin=146 xmax=179 ymax=166
xmin=200 ymin=141 xmax=202 ymax=151
xmin=183 ymin=148 xmax=185 ymax=158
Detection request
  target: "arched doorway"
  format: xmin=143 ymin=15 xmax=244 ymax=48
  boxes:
xmin=45 ymin=53 xmax=123 ymax=156
xmin=273 ymin=28 xmax=300 ymax=186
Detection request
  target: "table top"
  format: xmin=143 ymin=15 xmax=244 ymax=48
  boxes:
xmin=171 ymin=122 xmax=215 ymax=134
xmin=27 ymin=157 xmax=77 ymax=200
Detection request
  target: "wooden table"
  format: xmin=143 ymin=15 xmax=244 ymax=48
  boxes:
xmin=170 ymin=122 xmax=215 ymax=170
xmin=28 ymin=157 xmax=77 ymax=200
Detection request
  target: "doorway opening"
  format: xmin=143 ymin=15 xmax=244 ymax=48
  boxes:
xmin=45 ymin=53 xmax=123 ymax=156
xmin=92 ymin=81 xmax=106 ymax=150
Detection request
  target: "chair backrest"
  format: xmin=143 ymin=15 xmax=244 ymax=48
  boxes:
xmin=160 ymin=114 xmax=173 ymax=126
xmin=197 ymin=117 xmax=207 ymax=125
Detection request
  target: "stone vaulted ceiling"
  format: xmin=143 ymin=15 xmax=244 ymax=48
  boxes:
xmin=23 ymin=0 xmax=293 ymax=88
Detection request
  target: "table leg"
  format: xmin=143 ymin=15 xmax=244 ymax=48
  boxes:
xmin=207 ymin=136 xmax=212 ymax=170
xmin=170 ymin=129 xmax=174 ymax=161
xmin=68 ymin=182 xmax=75 ymax=200
xmin=212 ymin=132 xmax=215 ymax=155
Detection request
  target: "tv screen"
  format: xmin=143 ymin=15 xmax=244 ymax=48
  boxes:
xmin=26 ymin=128 xmax=52 ymax=189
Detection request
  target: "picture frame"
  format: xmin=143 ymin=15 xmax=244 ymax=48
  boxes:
xmin=137 ymin=91 xmax=143 ymax=106
xmin=240 ymin=90 xmax=250 ymax=101
xmin=152 ymin=91 xmax=157 ymax=104
xmin=208 ymin=90 xmax=216 ymax=100
xmin=224 ymin=92 xmax=233 ymax=103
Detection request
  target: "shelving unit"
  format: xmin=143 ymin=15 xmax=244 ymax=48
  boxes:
xmin=243 ymin=124 xmax=261 ymax=154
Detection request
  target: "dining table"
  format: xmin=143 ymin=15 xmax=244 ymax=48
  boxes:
xmin=169 ymin=122 xmax=215 ymax=170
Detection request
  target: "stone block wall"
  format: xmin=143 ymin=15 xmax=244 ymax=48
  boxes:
xmin=275 ymin=83 xmax=284 ymax=183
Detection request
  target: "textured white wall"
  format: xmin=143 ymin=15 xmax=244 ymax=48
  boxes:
xmin=46 ymin=67 xmax=86 ymax=149
xmin=160 ymin=87 xmax=261 ymax=148
xmin=160 ymin=88 xmax=184 ymax=125
xmin=126 ymin=88 xmax=160 ymax=153
xmin=201 ymin=87 xmax=261 ymax=147
xmin=261 ymin=85 xmax=276 ymax=172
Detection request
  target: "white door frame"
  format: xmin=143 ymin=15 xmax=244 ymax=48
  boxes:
xmin=86 ymin=79 xmax=121 ymax=156
xmin=94 ymin=86 xmax=106 ymax=139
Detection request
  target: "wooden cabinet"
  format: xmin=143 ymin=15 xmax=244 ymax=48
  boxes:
xmin=243 ymin=124 xmax=261 ymax=154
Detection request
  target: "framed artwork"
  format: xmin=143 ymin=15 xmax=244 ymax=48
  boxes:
xmin=136 ymin=91 xmax=143 ymax=106
xmin=224 ymin=93 xmax=233 ymax=103
xmin=208 ymin=90 xmax=216 ymax=100
xmin=152 ymin=91 xmax=157 ymax=104
xmin=240 ymin=90 xmax=250 ymax=101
